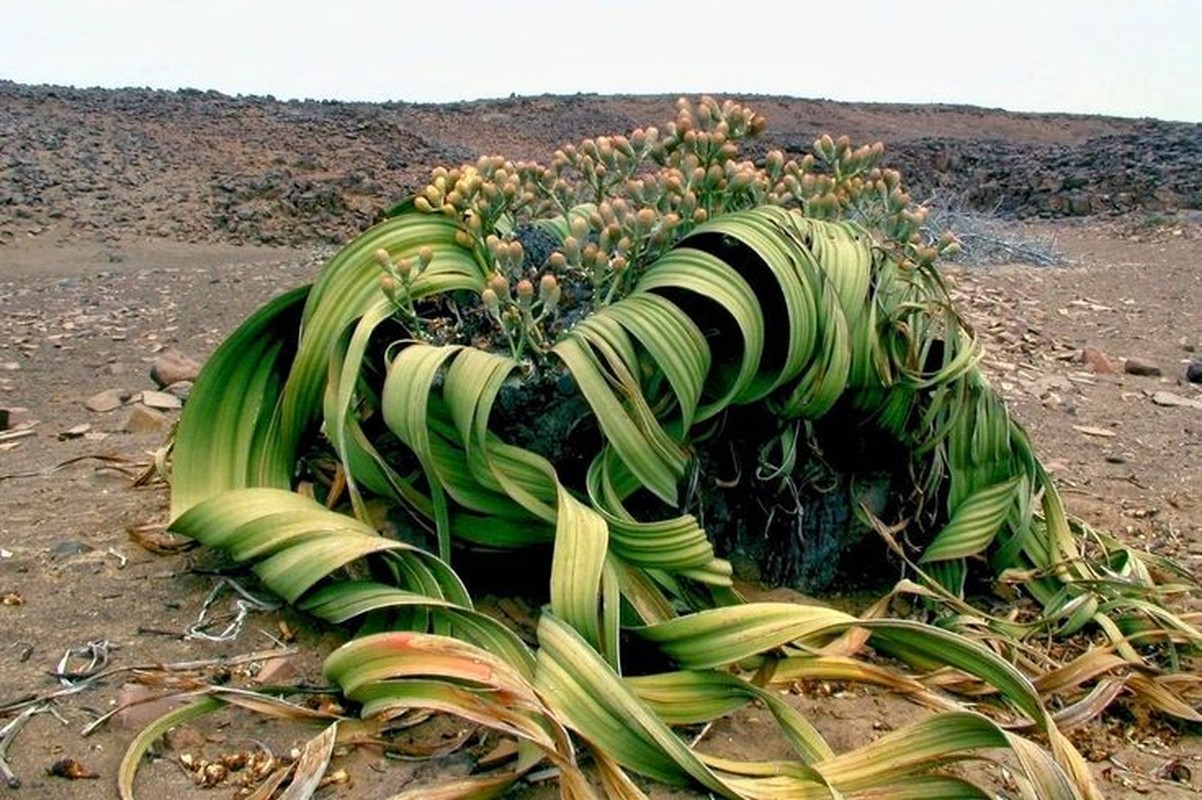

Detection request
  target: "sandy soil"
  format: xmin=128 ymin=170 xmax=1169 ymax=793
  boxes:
xmin=0 ymin=219 xmax=1197 ymax=799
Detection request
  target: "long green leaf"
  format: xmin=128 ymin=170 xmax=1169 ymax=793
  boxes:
xmin=170 ymin=285 xmax=307 ymax=517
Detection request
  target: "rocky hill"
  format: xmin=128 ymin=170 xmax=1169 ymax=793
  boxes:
xmin=2 ymin=81 xmax=1199 ymax=248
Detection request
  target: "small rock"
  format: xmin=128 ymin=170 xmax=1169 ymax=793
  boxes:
xmin=149 ymin=349 xmax=201 ymax=388
xmin=1072 ymin=424 xmax=1117 ymax=438
xmin=163 ymin=380 xmax=193 ymax=402
xmin=139 ymin=390 xmax=182 ymax=410
xmin=122 ymin=405 xmax=169 ymax=433
xmin=114 ymin=684 xmax=191 ymax=730
xmin=51 ymin=540 xmax=94 ymax=558
xmin=1187 ymin=357 xmax=1202 ymax=384
xmin=1043 ymin=454 xmax=1072 ymax=473
xmin=1151 ymin=391 xmax=1202 ymax=410
xmin=162 ymin=723 xmax=207 ymax=752
xmin=58 ymin=423 xmax=92 ymax=440
xmin=1080 ymin=345 xmax=1117 ymax=374
xmin=84 ymin=388 xmax=129 ymax=413
xmin=1123 ymin=356 xmax=1162 ymax=376
xmin=252 ymin=655 xmax=299 ymax=684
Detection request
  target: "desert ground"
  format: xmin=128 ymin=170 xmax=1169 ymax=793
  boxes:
xmin=1 ymin=82 xmax=1200 ymax=798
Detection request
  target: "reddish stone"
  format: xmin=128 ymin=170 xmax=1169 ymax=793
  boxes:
xmin=1080 ymin=345 xmax=1117 ymax=374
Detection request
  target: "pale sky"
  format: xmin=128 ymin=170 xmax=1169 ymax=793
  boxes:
xmin=2 ymin=1 xmax=1200 ymax=122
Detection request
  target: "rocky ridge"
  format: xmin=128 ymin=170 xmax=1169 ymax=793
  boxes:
xmin=1 ymin=81 xmax=1199 ymax=249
